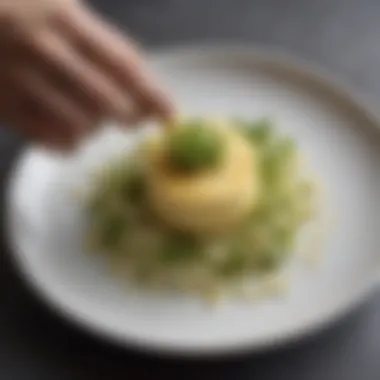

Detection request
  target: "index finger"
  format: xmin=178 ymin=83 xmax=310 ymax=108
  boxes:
xmin=55 ymin=4 xmax=175 ymax=120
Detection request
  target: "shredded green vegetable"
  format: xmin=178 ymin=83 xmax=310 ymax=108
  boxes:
xmin=86 ymin=117 xmax=317 ymax=298
xmin=238 ymin=117 xmax=274 ymax=145
xmin=160 ymin=233 xmax=202 ymax=263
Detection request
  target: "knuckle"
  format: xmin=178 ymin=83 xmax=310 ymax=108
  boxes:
xmin=51 ymin=3 xmax=76 ymax=28
xmin=23 ymin=30 xmax=51 ymax=58
xmin=26 ymin=32 xmax=69 ymax=73
xmin=84 ymin=77 xmax=124 ymax=112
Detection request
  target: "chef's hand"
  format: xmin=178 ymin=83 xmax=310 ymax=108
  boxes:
xmin=0 ymin=0 xmax=174 ymax=150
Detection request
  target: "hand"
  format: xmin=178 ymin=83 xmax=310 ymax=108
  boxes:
xmin=0 ymin=0 xmax=174 ymax=150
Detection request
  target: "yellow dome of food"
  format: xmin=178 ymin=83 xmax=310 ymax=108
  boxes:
xmin=142 ymin=119 xmax=261 ymax=235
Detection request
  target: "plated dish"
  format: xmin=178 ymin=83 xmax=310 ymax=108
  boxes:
xmin=86 ymin=116 xmax=318 ymax=302
xmin=6 ymin=45 xmax=380 ymax=356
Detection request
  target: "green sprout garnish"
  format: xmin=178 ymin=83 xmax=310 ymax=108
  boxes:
xmin=159 ymin=233 xmax=201 ymax=264
xmin=262 ymin=137 xmax=297 ymax=185
xmin=123 ymin=168 xmax=145 ymax=204
xmin=218 ymin=247 xmax=247 ymax=277
xmin=256 ymin=248 xmax=283 ymax=271
xmin=100 ymin=213 xmax=128 ymax=249
xmin=166 ymin=119 xmax=225 ymax=172
xmin=237 ymin=117 xmax=274 ymax=145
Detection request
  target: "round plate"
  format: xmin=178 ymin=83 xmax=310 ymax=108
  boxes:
xmin=6 ymin=45 xmax=380 ymax=356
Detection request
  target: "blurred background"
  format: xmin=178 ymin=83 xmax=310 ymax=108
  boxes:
xmin=1 ymin=0 xmax=380 ymax=379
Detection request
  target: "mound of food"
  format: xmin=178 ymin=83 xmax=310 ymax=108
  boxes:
xmin=85 ymin=117 xmax=317 ymax=300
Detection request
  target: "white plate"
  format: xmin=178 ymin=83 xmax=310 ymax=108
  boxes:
xmin=6 ymin=45 xmax=380 ymax=356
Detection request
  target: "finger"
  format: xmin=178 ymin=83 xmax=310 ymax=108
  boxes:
xmin=5 ymin=66 xmax=91 ymax=148
xmin=0 ymin=93 xmax=75 ymax=150
xmin=55 ymin=4 xmax=175 ymax=119
xmin=0 ymin=82 xmax=52 ymax=144
xmin=25 ymin=30 xmax=133 ymax=123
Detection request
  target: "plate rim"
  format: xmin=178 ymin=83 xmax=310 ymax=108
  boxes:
xmin=5 ymin=43 xmax=380 ymax=357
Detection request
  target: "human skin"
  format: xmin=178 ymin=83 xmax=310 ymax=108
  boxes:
xmin=0 ymin=0 xmax=174 ymax=150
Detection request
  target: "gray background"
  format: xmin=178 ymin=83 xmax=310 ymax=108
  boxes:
xmin=1 ymin=0 xmax=380 ymax=379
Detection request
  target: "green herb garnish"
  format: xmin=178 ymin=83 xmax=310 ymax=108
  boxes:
xmin=160 ymin=233 xmax=201 ymax=264
xmin=262 ymin=137 xmax=296 ymax=185
xmin=218 ymin=247 xmax=247 ymax=277
xmin=237 ymin=117 xmax=274 ymax=145
xmin=100 ymin=213 xmax=128 ymax=249
xmin=256 ymin=248 xmax=284 ymax=271
xmin=123 ymin=168 xmax=145 ymax=204
xmin=166 ymin=119 xmax=225 ymax=172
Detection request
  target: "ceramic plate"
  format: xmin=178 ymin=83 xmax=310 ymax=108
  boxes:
xmin=6 ymin=45 xmax=380 ymax=356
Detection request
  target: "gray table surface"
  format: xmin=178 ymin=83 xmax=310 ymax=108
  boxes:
xmin=1 ymin=0 xmax=380 ymax=379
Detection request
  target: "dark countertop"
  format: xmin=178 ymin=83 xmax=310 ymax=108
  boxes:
xmin=1 ymin=0 xmax=380 ymax=379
